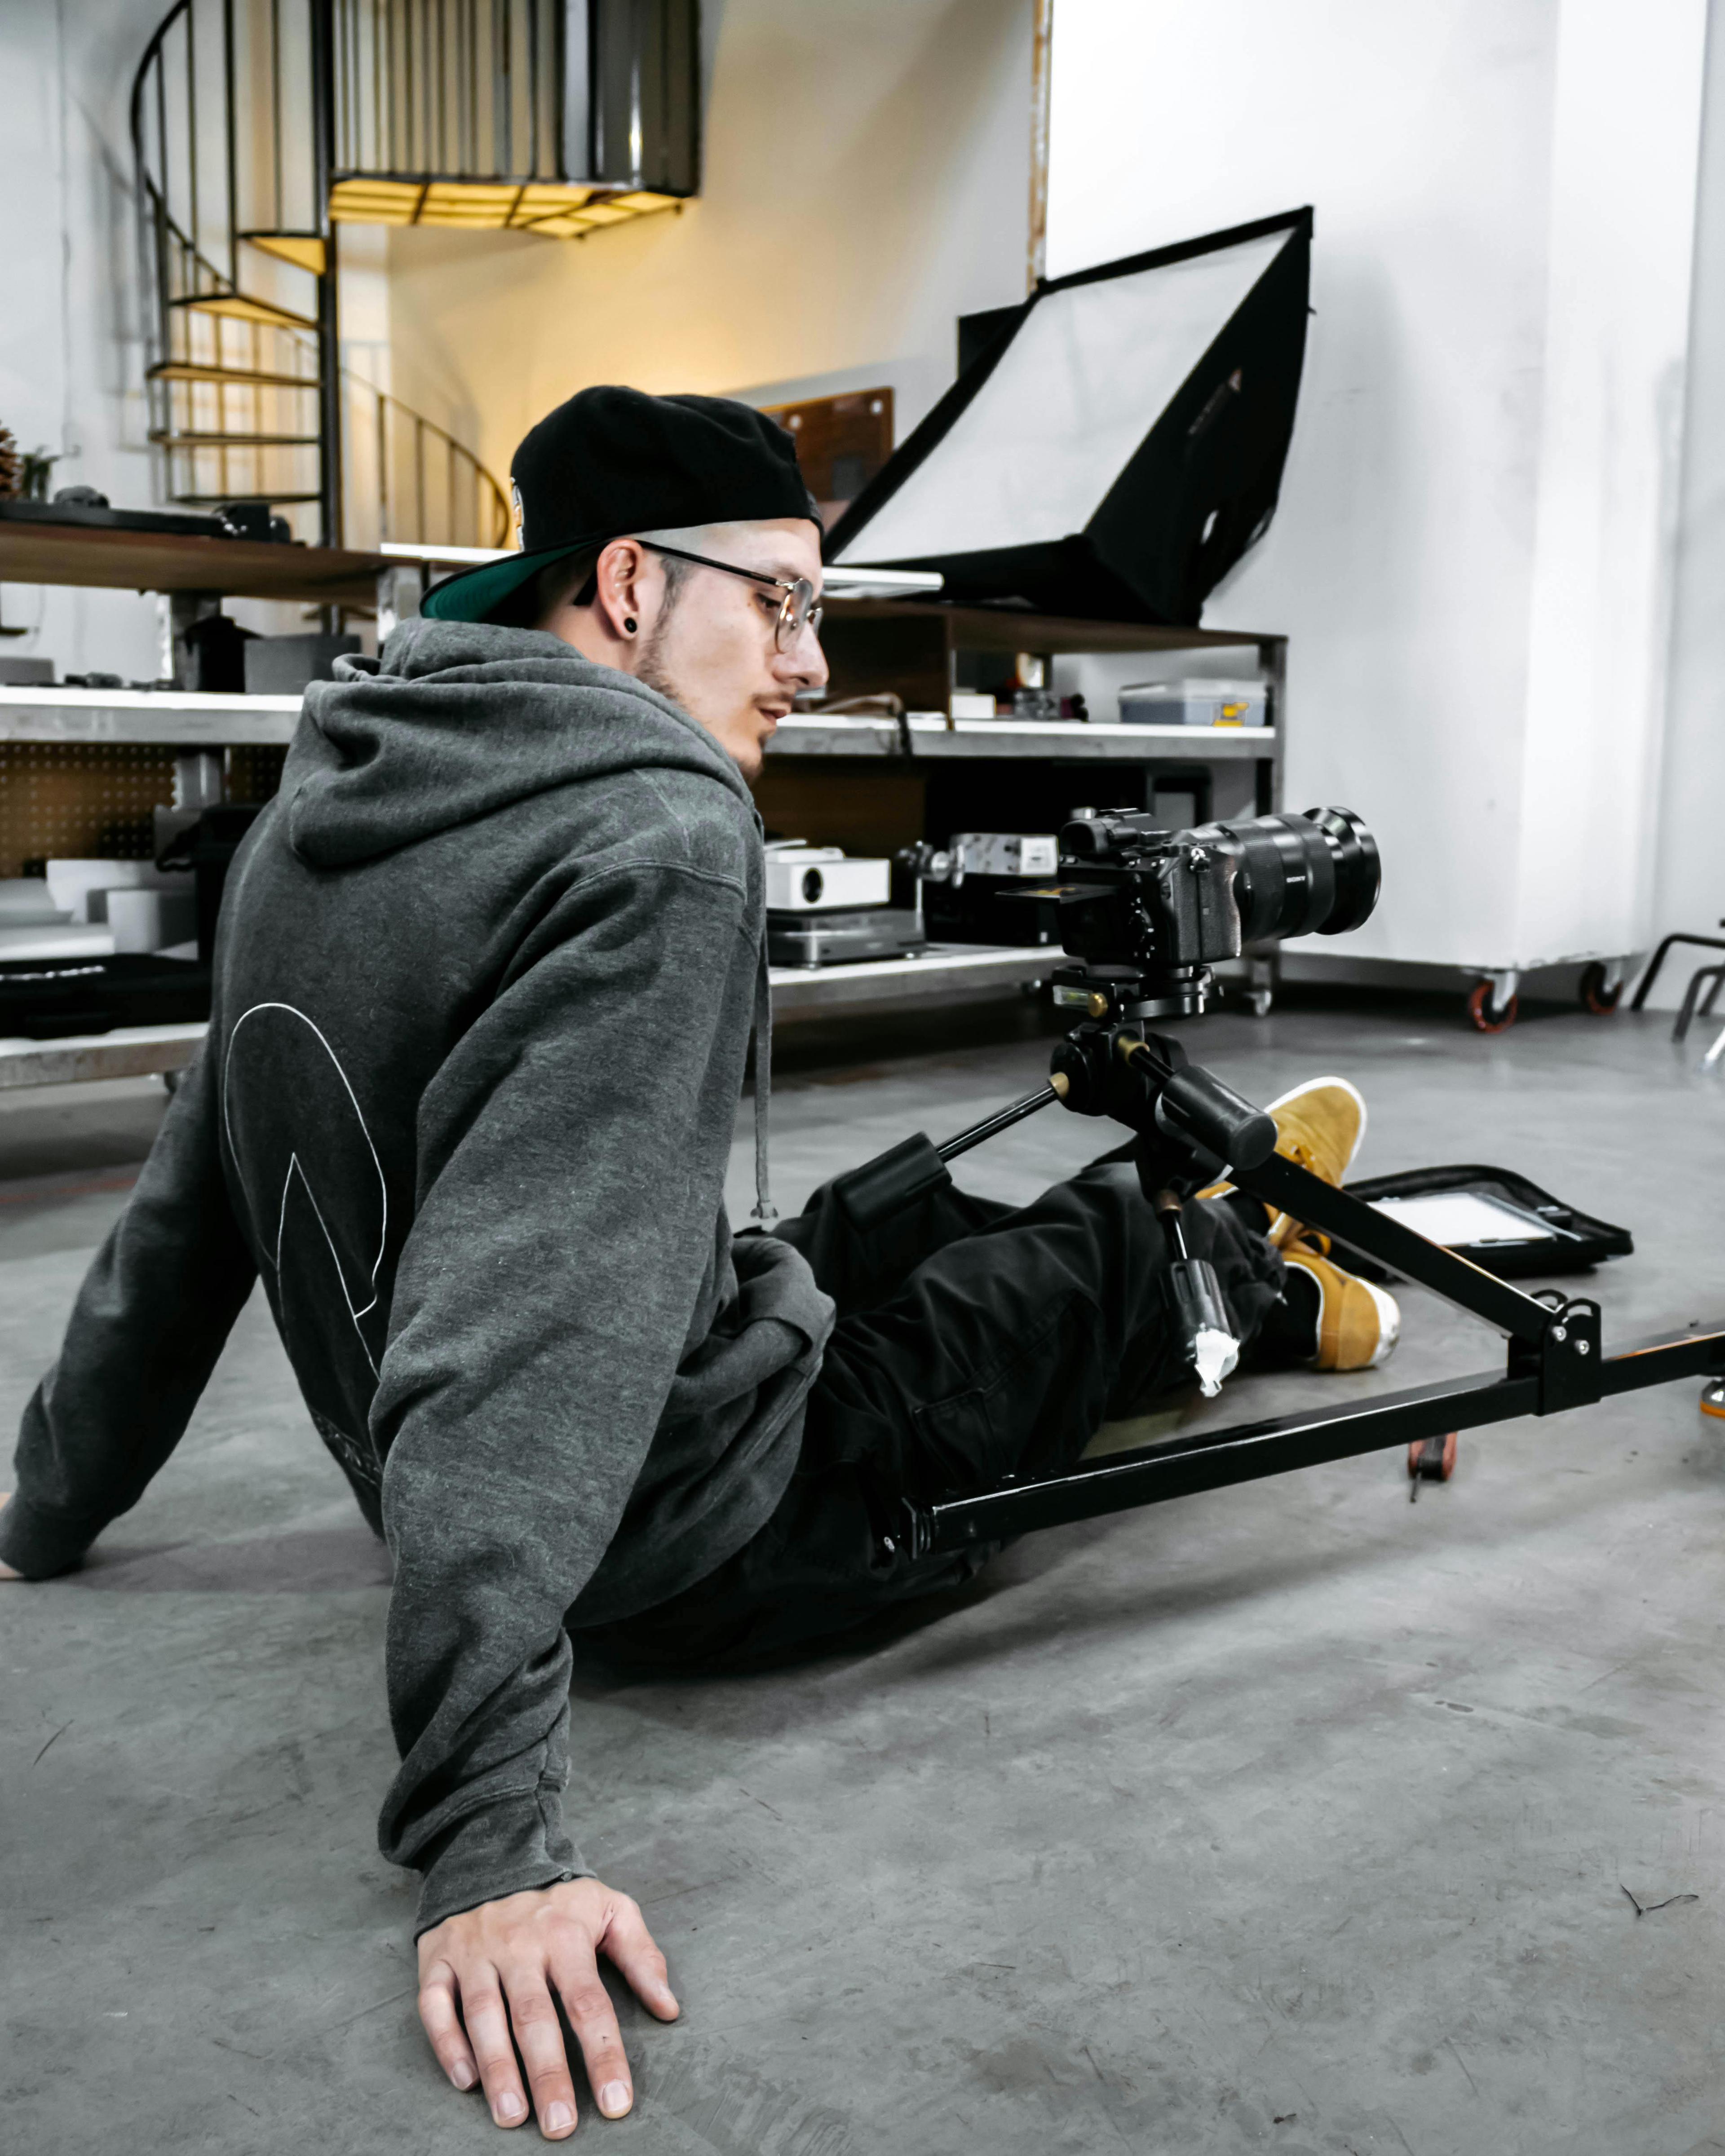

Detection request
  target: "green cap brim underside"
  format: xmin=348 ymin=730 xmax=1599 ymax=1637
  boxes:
xmin=419 ymin=539 xmax=601 ymax=624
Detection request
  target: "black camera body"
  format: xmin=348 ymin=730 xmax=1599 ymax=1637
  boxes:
xmin=1046 ymin=805 xmax=1380 ymax=1018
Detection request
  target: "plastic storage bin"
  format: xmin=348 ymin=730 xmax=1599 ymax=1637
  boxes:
xmin=1118 ymin=678 xmax=1268 ymax=727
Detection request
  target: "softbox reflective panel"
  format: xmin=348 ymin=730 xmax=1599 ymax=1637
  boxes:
xmin=826 ymin=208 xmax=1312 ymax=624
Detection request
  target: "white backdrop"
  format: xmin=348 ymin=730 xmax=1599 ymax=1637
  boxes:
xmin=1045 ymin=0 xmax=1708 ymax=976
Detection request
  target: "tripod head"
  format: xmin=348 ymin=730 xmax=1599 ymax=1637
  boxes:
xmin=1047 ymin=1014 xmax=1277 ymax=1194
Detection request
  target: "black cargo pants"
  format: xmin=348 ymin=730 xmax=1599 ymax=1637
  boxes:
xmin=601 ymin=1152 xmax=1291 ymax=1665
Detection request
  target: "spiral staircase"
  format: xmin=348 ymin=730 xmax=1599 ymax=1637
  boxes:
xmin=131 ymin=0 xmax=700 ymax=550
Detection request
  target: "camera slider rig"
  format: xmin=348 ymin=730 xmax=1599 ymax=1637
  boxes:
xmin=827 ymin=804 xmax=1725 ymax=1563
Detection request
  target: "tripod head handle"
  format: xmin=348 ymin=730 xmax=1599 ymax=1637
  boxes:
xmin=1049 ymin=1022 xmax=1277 ymax=1176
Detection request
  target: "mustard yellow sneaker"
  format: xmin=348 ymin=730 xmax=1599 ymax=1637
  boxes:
xmin=1283 ymin=1238 xmax=1400 ymax=1370
xmin=1199 ymin=1074 xmax=1367 ymax=1248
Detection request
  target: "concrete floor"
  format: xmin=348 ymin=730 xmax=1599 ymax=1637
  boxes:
xmin=3 ymin=993 xmax=1724 ymax=2155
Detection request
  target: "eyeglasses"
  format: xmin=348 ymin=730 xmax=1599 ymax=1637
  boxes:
xmin=642 ymin=541 xmax=823 ymax=652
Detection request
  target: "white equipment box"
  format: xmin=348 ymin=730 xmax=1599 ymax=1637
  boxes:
xmin=949 ymin=832 xmax=1060 ymax=876
xmin=764 ymin=844 xmax=892 ymax=912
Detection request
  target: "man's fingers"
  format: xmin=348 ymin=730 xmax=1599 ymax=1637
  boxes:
xmin=548 ymin=1950 xmax=635 ymax=2121
xmin=600 ymin=1893 xmax=680 ymax=2021
xmin=414 ymin=1882 xmax=672 ymax=2135
xmin=460 ymin=1970 xmax=534 ymax=2131
xmin=418 ymin=1960 xmax=479 ymax=2094
xmin=500 ymin=1966 xmax=580 ymax=2141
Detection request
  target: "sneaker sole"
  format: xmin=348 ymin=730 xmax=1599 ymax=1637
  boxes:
xmin=1359 ymin=1277 xmax=1401 ymax=1368
xmin=1289 ymin=1252 xmax=1402 ymax=1370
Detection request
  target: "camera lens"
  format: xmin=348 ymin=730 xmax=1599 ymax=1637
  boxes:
xmin=1300 ymin=806 xmax=1380 ymax=934
xmin=1204 ymin=807 xmax=1380 ymax=942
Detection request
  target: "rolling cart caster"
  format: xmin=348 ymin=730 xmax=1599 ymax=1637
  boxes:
xmin=1247 ymin=987 xmax=1274 ymax=1018
xmin=1701 ymin=1378 xmax=1725 ymax=1421
xmin=1579 ymin=960 xmax=1624 ymax=1015
xmin=1467 ymin=975 xmax=1518 ymax=1033
xmin=1407 ymin=1430 xmax=1458 ymax=1498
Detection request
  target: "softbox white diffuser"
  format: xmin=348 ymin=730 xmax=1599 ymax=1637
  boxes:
xmin=827 ymin=209 xmax=1312 ymax=623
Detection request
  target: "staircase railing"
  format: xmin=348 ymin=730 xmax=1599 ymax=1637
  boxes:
xmin=130 ymin=0 xmax=531 ymax=551
xmin=348 ymin=379 xmax=513 ymax=550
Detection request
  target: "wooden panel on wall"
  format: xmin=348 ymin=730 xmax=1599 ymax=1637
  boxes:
xmin=761 ymin=389 xmax=894 ymax=524
xmin=752 ymin=761 xmax=926 ymax=858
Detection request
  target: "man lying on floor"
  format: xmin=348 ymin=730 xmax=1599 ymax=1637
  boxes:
xmin=0 ymin=387 xmax=1400 ymax=2142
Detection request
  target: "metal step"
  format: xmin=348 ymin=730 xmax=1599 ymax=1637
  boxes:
xmin=168 ymin=291 xmax=319 ymax=332
xmin=239 ymin=230 xmax=327 ymax=275
xmin=152 ymin=431 xmax=323 ymax=449
xmin=149 ymin=361 xmax=320 ymax=390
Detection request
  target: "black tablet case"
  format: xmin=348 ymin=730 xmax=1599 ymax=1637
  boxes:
xmin=1336 ymin=1164 xmax=1632 ymax=1280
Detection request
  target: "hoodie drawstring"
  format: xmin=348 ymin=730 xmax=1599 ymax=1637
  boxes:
xmin=749 ymin=937 xmax=777 ymax=1227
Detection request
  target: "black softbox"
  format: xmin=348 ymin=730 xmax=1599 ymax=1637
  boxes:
xmin=825 ymin=208 xmax=1313 ymax=624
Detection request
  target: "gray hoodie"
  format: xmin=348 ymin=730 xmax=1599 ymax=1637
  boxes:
xmin=0 ymin=621 xmax=835 ymax=1932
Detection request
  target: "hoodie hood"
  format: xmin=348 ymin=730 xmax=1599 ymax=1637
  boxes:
xmin=284 ymin=618 xmax=757 ymax=870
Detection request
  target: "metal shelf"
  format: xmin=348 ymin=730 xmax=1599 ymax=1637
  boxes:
xmin=0 ymin=521 xmax=392 ymax=605
xmin=0 ymin=947 xmax=1061 ymax=1084
xmin=0 ymin=687 xmax=301 ymax=747
xmin=0 ymin=689 xmax=1277 ymax=760
xmin=0 ymin=1022 xmax=207 ymax=1091
xmin=770 ymin=942 xmax=1054 ymax=1015
xmin=768 ymin=714 xmax=1275 ymax=761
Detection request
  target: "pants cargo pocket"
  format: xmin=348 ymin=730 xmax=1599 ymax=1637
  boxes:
xmin=907 ymin=1291 xmax=1096 ymax=1498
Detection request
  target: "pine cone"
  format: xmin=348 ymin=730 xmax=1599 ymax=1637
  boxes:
xmin=0 ymin=427 xmax=20 ymax=499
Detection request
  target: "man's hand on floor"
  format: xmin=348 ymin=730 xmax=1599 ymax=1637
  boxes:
xmin=417 ymin=1876 xmax=679 ymax=2138
xmin=0 ymin=1494 xmax=19 ymax=1579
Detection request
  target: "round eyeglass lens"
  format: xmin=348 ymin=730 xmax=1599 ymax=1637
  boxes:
xmin=776 ymin=579 xmax=821 ymax=650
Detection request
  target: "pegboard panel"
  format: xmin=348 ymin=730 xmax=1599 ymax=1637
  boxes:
xmin=227 ymin=746 xmax=288 ymax=804
xmin=0 ymin=743 xmax=177 ymax=879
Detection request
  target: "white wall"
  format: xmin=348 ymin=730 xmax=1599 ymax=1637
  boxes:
xmin=383 ymin=0 xmax=1033 ymax=485
xmin=0 ymin=0 xmax=337 ymax=677
xmin=1652 ymin=0 xmax=1725 ymax=1011
xmin=1514 ymin=0 xmax=1706 ymax=970
xmin=1045 ymin=0 xmax=1708 ymax=978
xmin=0 ymin=0 xmax=167 ymax=681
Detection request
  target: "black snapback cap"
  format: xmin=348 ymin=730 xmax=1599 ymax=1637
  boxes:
xmin=420 ymin=385 xmax=821 ymax=623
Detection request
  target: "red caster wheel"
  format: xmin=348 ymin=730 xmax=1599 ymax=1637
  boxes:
xmin=1467 ymin=980 xmax=1518 ymax=1033
xmin=1408 ymin=1431 xmax=1458 ymax=1498
xmin=1579 ymin=962 xmax=1622 ymax=1015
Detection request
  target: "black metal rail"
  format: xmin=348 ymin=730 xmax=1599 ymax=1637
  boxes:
xmin=895 ymin=1051 xmax=1725 ymax=1560
xmin=909 ymin=1325 xmax=1725 ymax=1556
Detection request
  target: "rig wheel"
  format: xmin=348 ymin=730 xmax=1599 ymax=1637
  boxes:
xmin=1579 ymin=962 xmax=1623 ymax=1015
xmin=1468 ymin=981 xmax=1518 ymax=1033
xmin=1408 ymin=1431 xmax=1459 ymax=1482
xmin=1701 ymin=1378 xmax=1725 ymax=1421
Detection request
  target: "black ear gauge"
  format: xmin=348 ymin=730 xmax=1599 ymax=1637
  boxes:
xmin=623 ymin=616 xmax=638 ymax=634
